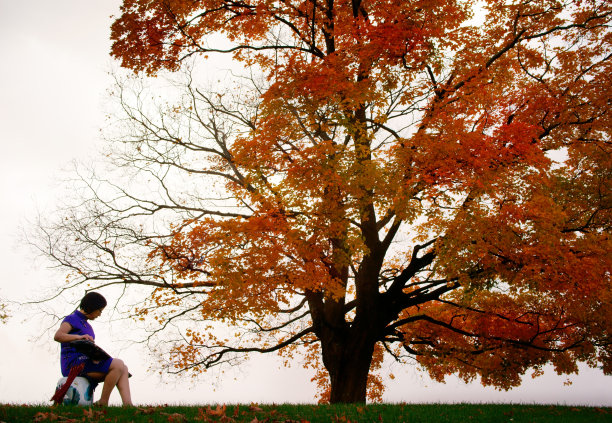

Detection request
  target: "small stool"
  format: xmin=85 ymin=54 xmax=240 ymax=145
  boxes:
xmin=53 ymin=376 xmax=94 ymax=406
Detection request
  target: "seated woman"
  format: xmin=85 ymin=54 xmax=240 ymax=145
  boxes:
xmin=54 ymin=292 xmax=133 ymax=406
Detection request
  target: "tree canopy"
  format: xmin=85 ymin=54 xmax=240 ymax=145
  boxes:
xmin=39 ymin=0 xmax=610 ymax=403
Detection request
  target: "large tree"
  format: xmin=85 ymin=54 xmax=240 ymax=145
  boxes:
xmin=38 ymin=0 xmax=610 ymax=403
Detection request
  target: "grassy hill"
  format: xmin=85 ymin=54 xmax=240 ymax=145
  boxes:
xmin=2 ymin=403 xmax=611 ymax=422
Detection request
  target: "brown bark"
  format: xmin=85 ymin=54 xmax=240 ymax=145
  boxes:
xmin=321 ymin=327 xmax=376 ymax=403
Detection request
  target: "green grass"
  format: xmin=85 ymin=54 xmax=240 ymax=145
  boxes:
xmin=1 ymin=403 xmax=611 ymax=422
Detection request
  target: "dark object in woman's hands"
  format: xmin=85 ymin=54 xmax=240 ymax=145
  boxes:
xmin=70 ymin=339 xmax=111 ymax=361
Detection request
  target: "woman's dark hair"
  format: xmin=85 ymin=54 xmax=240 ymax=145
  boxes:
xmin=80 ymin=292 xmax=107 ymax=314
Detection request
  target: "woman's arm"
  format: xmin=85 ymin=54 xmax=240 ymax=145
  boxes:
xmin=54 ymin=322 xmax=94 ymax=343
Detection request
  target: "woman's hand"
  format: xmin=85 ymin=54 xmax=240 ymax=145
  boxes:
xmin=80 ymin=334 xmax=94 ymax=342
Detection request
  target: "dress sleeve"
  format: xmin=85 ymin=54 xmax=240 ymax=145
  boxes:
xmin=62 ymin=313 xmax=80 ymax=335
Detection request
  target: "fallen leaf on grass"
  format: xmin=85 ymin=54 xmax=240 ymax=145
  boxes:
xmin=160 ymin=412 xmax=187 ymax=422
xmin=83 ymin=407 xmax=106 ymax=419
xmin=33 ymin=412 xmax=79 ymax=423
xmin=249 ymin=404 xmax=264 ymax=412
xmin=33 ymin=412 xmax=54 ymax=422
xmin=137 ymin=407 xmax=157 ymax=415
xmin=206 ymin=405 xmax=227 ymax=416
xmin=196 ymin=408 xmax=211 ymax=422
xmin=33 ymin=411 xmax=59 ymax=421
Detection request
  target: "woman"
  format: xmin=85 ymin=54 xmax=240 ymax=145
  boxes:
xmin=54 ymin=292 xmax=133 ymax=406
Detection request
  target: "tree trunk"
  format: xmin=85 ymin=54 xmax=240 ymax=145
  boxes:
xmin=323 ymin=331 xmax=376 ymax=403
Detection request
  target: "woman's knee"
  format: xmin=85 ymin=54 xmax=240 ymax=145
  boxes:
xmin=111 ymin=358 xmax=128 ymax=373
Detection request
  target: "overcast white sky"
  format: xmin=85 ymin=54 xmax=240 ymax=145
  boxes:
xmin=0 ymin=0 xmax=610 ymax=406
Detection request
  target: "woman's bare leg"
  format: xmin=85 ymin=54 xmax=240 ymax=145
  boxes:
xmin=88 ymin=359 xmax=133 ymax=406
xmin=116 ymin=364 xmax=132 ymax=405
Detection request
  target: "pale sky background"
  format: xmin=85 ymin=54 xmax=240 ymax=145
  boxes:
xmin=0 ymin=0 xmax=610 ymax=406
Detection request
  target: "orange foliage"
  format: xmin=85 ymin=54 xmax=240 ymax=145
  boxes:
xmin=107 ymin=0 xmax=611 ymax=402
